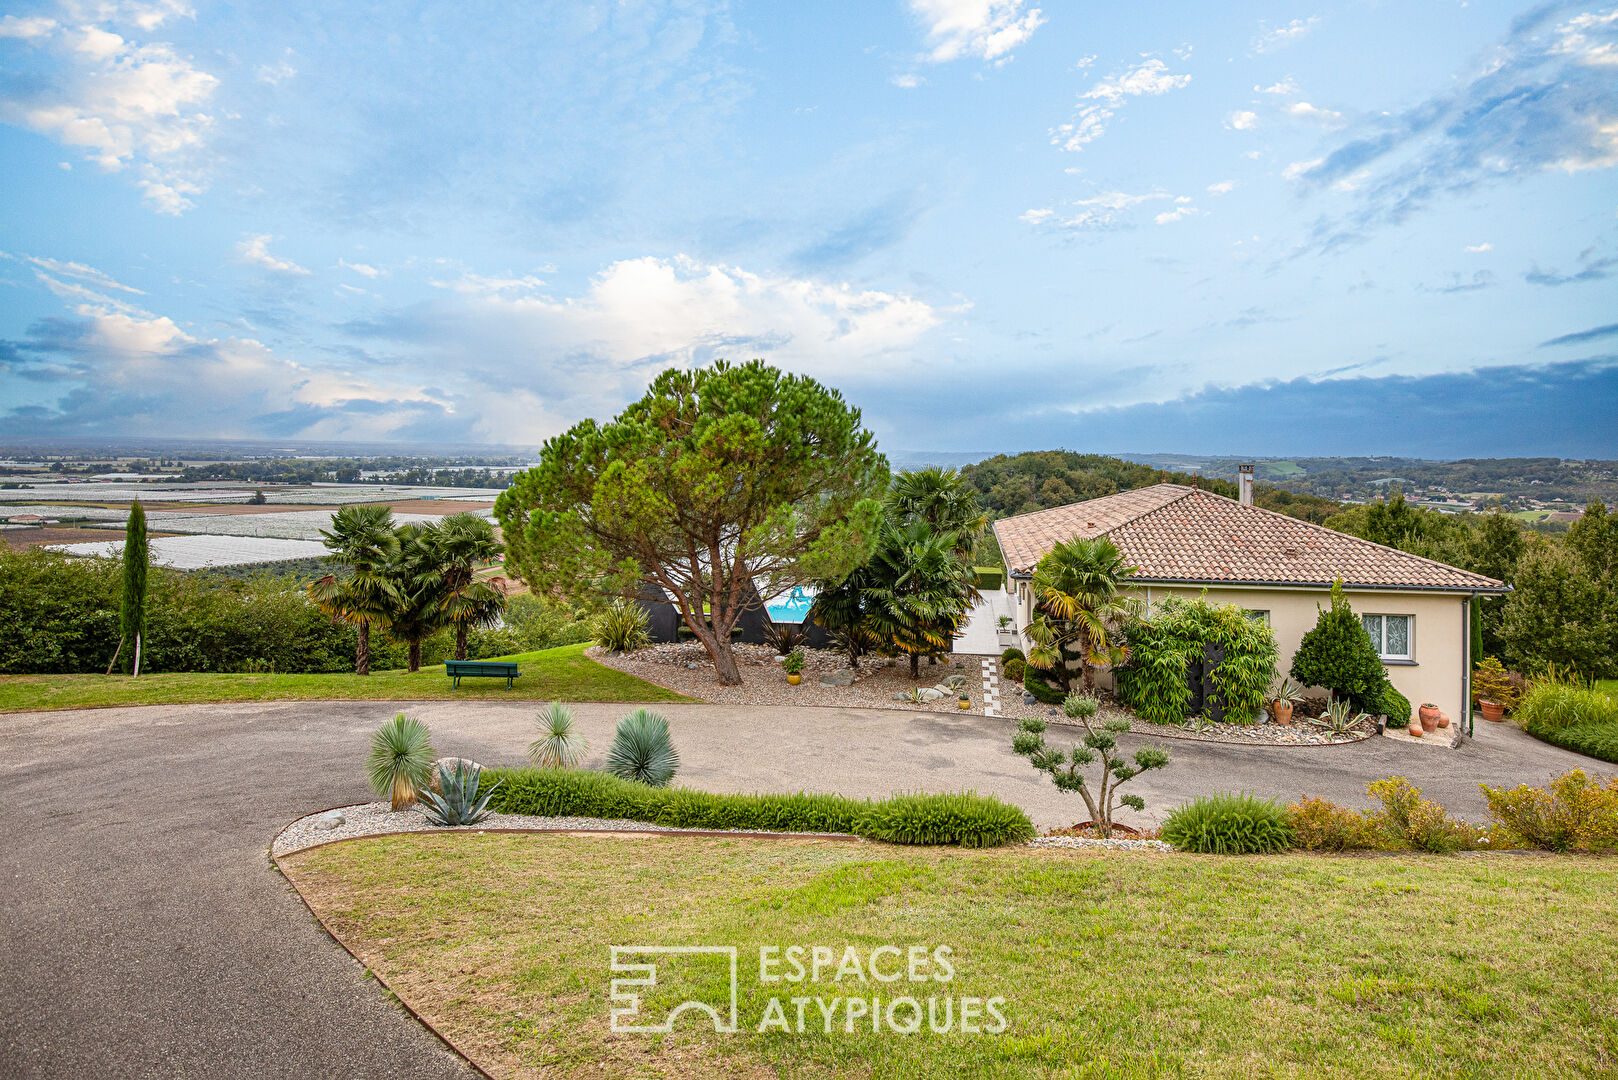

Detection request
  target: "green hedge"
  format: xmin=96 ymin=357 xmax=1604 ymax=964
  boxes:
xmin=1532 ymin=723 xmax=1618 ymax=764
xmin=1117 ymin=597 xmax=1279 ymax=724
xmin=482 ymin=768 xmax=1035 ymax=848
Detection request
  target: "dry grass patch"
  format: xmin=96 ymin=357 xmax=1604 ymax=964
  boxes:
xmin=279 ymin=833 xmax=1618 ymax=1080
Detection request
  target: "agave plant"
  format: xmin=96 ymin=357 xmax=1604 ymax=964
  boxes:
xmin=1310 ymin=697 xmax=1369 ymax=735
xmin=367 ymin=713 xmax=435 ymax=810
xmin=763 ymin=620 xmax=807 ymax=654
xmin=417 ymin=761 xmax=503 ymax=826
xmin=1271 ymin=677 xmax=1304 ymax=707
xmin=528 ymin=702 xmax=587 ymax=769
xmin=606 ymin=708 xmax=680 ymax=787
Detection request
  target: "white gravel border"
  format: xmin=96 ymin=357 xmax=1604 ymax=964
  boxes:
xmin=1028 ymin=835 xmax=1175 ymax=852
xmin=271 ymin=802 xmax=856 ymax=857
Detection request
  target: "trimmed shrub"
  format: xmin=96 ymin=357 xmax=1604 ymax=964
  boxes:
xmin=854 ymin=792 xmax=1035 ymax=849
xmin=1287 ymin=796 xmax=1384 ymax=852
xmin=1289 ymin=582 xmax=1390 ymax=715
xmin=1161 ymin=793 xmax=1294 ymax=854
xmin=1481 ymin=770 xmax=1618 ymax=853
xmin=1378 ymin=684 xmax=1412 ymax=727
xmin=481 ymin=768 xmax=1034 ymax=847
xmin=1003 ymin=657 xmax=1026 ymax=683
xmin=1022 ymin=670 xmax=1067 ymax=704
xmin=1001 ymin=646 xmax=1025 ymax=665
xmin=1117 ymin=597 xmax=1279 ymax=724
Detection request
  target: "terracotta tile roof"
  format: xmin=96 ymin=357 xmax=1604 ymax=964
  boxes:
xmin=992 ymin=484 xmax=1507 ymax=593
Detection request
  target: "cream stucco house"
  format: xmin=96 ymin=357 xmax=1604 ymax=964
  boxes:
xmin=991 ymin=467 xmax=1509 ymax=726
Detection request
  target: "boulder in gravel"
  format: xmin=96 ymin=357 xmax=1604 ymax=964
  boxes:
xmin=819 ymin=670 xmax=856 ymax=687
xmin=427 ymin=757 xmax=483 ymax=794
xmin=311 ymin=810 xmax=346 ymax=831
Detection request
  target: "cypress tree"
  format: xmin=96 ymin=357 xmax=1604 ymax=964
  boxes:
xmin=119 ymin=500 xmax=149 ymax=676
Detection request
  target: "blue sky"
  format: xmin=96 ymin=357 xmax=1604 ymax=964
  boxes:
xmin=1 ymin=0 xmax=1615 ymax=457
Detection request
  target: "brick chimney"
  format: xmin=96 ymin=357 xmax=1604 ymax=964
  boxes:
xmin=1238 ymin=463 xmax=1255 ymax=506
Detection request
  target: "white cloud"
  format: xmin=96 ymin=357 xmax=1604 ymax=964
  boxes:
xmin=429 ymin=272 xmax=547 ymax=296
xmin=908 ymin=0 xmax=1046 ymax=64
xmin=339 ymin=259 xmax=382 ymax=278
xmin=890 ymin=72 xmax=924 ymax=88
xmin=0 ymin=5 xmax=218 ymax=213
xmin=1207 ymin=180 xmax=1236 ymax=194
xmin=1283 ymin=157 xmax=1324 ymax=180
xmin=27 ymin=254 xmax=144 ymax=293
xmin=1255 ymin=17 xmax=1319 ymax=53
xmin=256 ymin=59 xmax=296 ymax=85
xmin=1022 ymin=190 xmax=1175 ymax=229
xmin=1285 ymin=100 xmax=1343 ymax=125
xmin=235 ymin=235 xmax=310 ymax=275
xmin=1551 ymin=9 xmax=1618 ymax=68
xmin=0 ymin=14 xmax=57 ymax=38
xmin=1155 ymin=202 xmax=1202 ymax=224
xmin=1255 ymin=77 xmax=1299 ymax=95
xmin=1052 ymin=58 xmax=1191 ymax=151
xmin=1465 ymin=242 xmax=1493 ymax=253
xmin=1227 ymin=110 xmax=1258 ymax=130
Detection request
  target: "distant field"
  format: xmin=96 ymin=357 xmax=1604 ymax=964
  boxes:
xmin=1258 ymin=460 xmax=1305 ymax=477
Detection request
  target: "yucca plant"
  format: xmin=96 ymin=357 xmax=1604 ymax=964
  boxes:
xmin=528 ymin=702 xmax=587 ymax=769
xmin=606 ymin=708 xmax=680 ymax=787
xmin=367 ymin=713 xmax=435 ymax=810
xmin=417 ymin=761 xmax=503 ymax=826
xmin=595 ymin=598 xmax=650 ymax=653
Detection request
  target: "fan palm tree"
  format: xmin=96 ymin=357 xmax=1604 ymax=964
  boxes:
xmin=385 ymin=523 xmax=450 ymax=672
xmin=862 ymin=518 xmax=976 ymax=679
xmin=430 ymin=513 xmax=506 ymax=660
xmin=888 ymin=467 xmax=986 ymax=556
xmin=308 ymin=503 xmax=400 ymax=675
xmin=1025 ymin=536 xmax=1139 ymax=692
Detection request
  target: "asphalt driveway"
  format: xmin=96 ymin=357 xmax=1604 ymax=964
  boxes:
xmin=0 ymin=699 xmax=1605 ymax=1078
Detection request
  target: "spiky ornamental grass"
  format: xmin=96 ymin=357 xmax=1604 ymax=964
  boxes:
xmin=368 ymin=713 xmax=435 ymax=810
xmin=528 ymin=702 xmax=587 ymax=769
xmin=606 ymin=708 xmax=680 ymax=787
xmin=1161 ymin=793 xmax=1295 ymax=854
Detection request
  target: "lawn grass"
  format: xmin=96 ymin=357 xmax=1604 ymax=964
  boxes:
xmin=0 ymin=643 xmax=691 ymax=712
xmin=281 ymin=833 xmax=1618 ymax=1080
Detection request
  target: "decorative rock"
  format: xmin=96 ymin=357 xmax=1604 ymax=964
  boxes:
xmin=819 ymin=669 xmax=856 ymax=687
xmin=917 ymin=687 xmax=947 ymax=702
xmin=311 ymin=809 xmax=346 ymax=831
xmin=1024 ymin=693 xmax=1036 ymax=705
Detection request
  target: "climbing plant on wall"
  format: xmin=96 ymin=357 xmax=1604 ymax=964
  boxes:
xmin=1116 ymin=597 xmax=1279 ymax=724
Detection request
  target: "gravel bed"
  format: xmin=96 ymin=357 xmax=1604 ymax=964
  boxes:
xmin=994 ymin=659 xmax=1372 ymax=746
xmin=1028 ymin=836 xmax=1176 ymax=852
xmin=272 ymin=802 xmax=854 ymax=857
xmin=590 ymin=643 xmax=991 ymax=713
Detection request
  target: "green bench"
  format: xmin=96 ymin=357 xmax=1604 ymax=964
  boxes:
xmin=445 ymin=659 xmax=520 ymax=689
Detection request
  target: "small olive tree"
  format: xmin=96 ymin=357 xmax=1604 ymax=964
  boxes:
xmin=1013 ymin=692 xmax=1170 ymax=838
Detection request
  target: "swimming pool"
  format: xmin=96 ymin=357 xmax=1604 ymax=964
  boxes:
xmin=765 ymin=586 xmax=816 ymax=623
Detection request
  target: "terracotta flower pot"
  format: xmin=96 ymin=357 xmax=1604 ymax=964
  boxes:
xmin=1420 ymin=709 xmax=1439 ymax=734
xmin=1419 ymin=703 xmax=1440 ymax=726
xmin=1479 ymin=700 xmax=1505 ymax=723
xmin=1436 ymin=711 xmax=1450 ymax=729
xmin=786 ymin=673 xmax=801 ymax=686
xmin=1407 ymin=720 xmax=1424 ymax=738
xmin=1272 ymin=702 xmax=1294 ymax=727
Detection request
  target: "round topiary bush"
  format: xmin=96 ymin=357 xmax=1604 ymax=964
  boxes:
xmin=1001 ymin=646 xmax=1025 ymax=665
xmin=1023 ymin=670 xmax=1067 ymax=704
xmin=1003 ymin=657 xmax=1026 ymax=683
xmin=1161 ymin=792 xmax=1295 ymax=854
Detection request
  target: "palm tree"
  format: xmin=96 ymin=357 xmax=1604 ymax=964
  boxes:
xmin=1025 ymin=536 xmax=1140 ymax=692
xmin=308 ymin=504 xmax=400 ymax=675
xmin=862 ymin=518 xmax=976 ymax=679
xmin=385 ymin=523 xmax=449 ymax=672
xmin=888 ymin=467 xmax=986 ymax=556
xmin=429 ymin=513 xmax=506 ymax=660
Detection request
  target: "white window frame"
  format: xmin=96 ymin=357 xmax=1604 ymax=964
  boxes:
xmin=1245 ymin=609 xmax=1270 ymax=625
xmin=1361 ymin=613 xmax=1414 ymax=662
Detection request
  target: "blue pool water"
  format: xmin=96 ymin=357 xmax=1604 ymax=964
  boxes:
xmin=765 ymin=587 xmax=815 ymax=623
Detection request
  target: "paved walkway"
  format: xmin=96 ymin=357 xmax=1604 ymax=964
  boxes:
xmin=0 ymin=700 xmax=1605 ymax=1078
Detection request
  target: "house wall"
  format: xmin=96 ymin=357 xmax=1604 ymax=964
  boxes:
xmin=1012 ymin=580 xmax=1468 ymax=725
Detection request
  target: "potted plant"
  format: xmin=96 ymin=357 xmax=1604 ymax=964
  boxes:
xmin=958 ymin=690 xmax=972 ymax=710
xmin=1269 ymin=678 xmax=1302 ymax=727
xmin=783 ymin=648 xmax=805 ymax=686
xmin=1472 ymin=657 xmax=1520 ymax=723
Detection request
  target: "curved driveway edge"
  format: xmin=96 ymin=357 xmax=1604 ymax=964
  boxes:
xmin=0 ymin=699 xmax=1604 ymax=1078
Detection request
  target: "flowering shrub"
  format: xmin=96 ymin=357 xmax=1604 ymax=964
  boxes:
xmin=1481 ymin=770 xmax=1618 ymax=853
